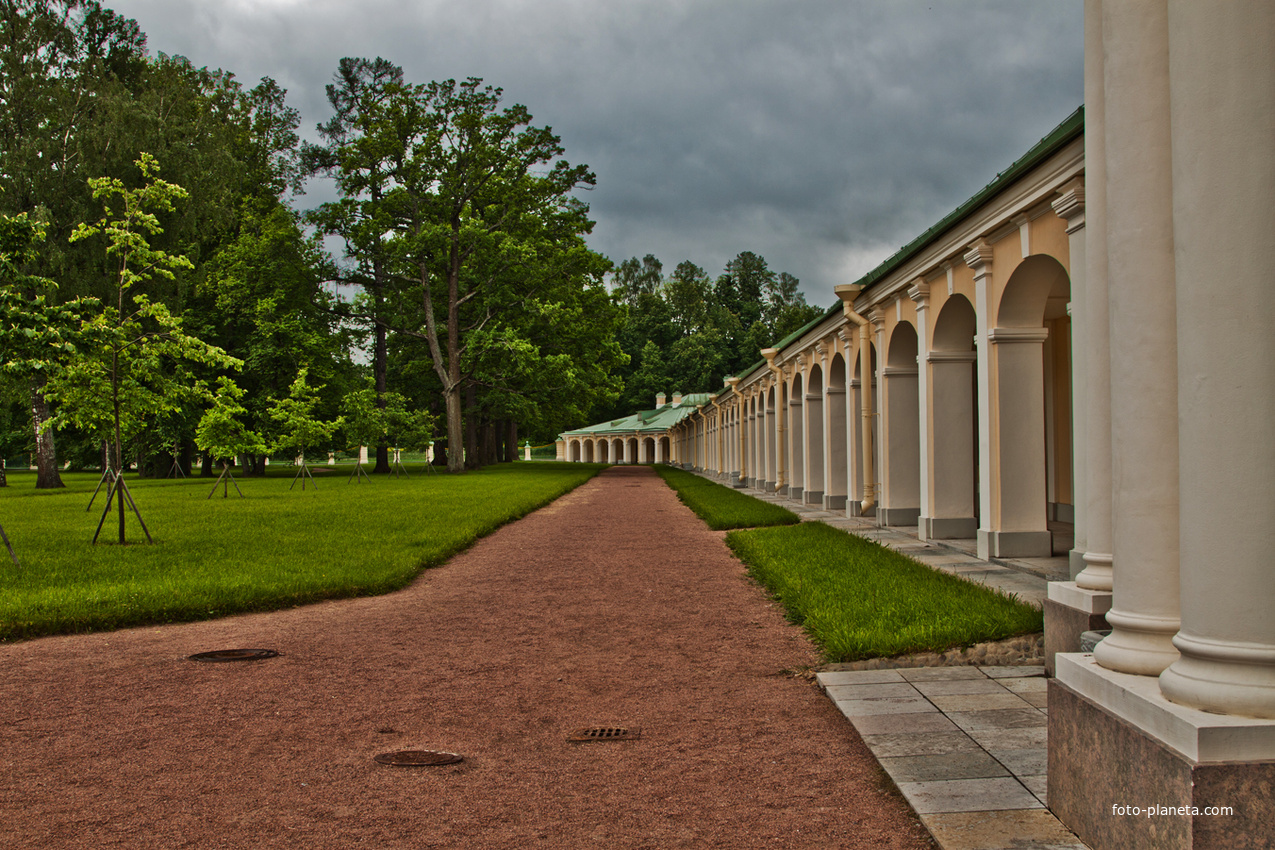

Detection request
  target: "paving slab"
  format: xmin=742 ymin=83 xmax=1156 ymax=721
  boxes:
xmin=988 ymin=747 xmax=1048 ymax=776
xmin=860 ymin=731 xmax=984 ymax=758
xmin=824 ymin=682 xmax=920 ymax=700
xmin=964 ymin=726 xmax=1049 ymax=751
xmin=947 ymin=708 xmax=1049 ymax=731
xmin=919 ymin=810 xmax=1088 ymax=850
xmin=897 ymin=666 xmax=988 ymax=682
xmin=912 ymin=679 xmax=1012 ymax=697
xmin=928 ymin=692 xmax=1038 ymax=713
xmin=849 ymin=711 xmax=961 ymax=735
xmin=832 ymin=695 xmax=936 ymax=717
xmin=982 ymin=665 xmax=1045 ymax=678
xmin=895 ymin=777 xmax=1044 ymax=814
xmin=816 ymin=669 xmax=906 ymax=686
xmin=879 ymin=751 xmax=1011 ymax=782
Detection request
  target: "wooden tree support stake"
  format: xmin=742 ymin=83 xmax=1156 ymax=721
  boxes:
xmin=92 ymin=473 xmax=153 ymax=544
xmin=289 ymin=460 xmax=317 ymax=491
xmin=0 ymin=523 xmax=18 ymax=566
xmin=347 ymin=462 xmax=372 ymax=483
xmin=208 ymin=462 xmax=244 ymax=499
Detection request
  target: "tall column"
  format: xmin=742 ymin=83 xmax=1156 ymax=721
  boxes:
xmin=727 ymin=378 xmax=745 ymax=485
xmin=909 ymin=282 xmax=932 ymax=531
xmin=966 ymin=240 xmax=997 ymax=560
xmin=1157 ymin=0 xmax=1275 ymax=718
xmin=1093 ymin=0 xmax=1180 ymax=677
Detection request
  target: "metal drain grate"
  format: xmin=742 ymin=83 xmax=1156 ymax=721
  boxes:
xmin=567 ymin=726 xmax=641 ymax=743
xmin=187 ymin=648 xmax=279 ymax=662
xmin=374 ymin=750 xmax=464 ymax=767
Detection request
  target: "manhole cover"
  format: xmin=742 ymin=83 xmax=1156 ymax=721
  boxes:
xmin=567 ymin=726 xmax=641 ymax=743
xmin=374 ymin=750 xmax=464 ymax=767
xmin=187 ymin=648 xmax=280 ymax=662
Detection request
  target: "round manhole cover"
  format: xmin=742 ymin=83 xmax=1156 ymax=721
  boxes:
xmin=188 ymin=648 xmax=280 ymax=662
xmin=374 ymin=750 xmax=464 ymax=767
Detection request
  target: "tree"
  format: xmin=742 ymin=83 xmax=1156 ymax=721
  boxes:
xmin=195 ymin=377 xmax=264 ymax=498
xmin=267 ymin=367 xmax=340 ymax=491
xmin=45 ymin=155 xmax=239 ymax=543
xmin=310 ymin=68 xmax=608 ymax=472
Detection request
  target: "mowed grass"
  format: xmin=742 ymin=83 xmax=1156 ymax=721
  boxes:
xmin=726 ymin=522 xmax=1043 ymax=663
xmin=655 ymin=465 xmax=800 ymax=530
xmin=0 ymin=462 xmax=604 ymax=641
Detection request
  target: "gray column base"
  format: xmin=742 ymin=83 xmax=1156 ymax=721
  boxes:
xmin=1069 ymin=548 xmax=1088 ymax=580
xmin=919 ymin=516 xmax=977 ymax=540
xmin=1048 ymin=501 xmax=1075 ymax=523
xmin=978 ymin=528 xmax=1052 ymax=559
xmin=764 ymin=480 xmax=777 ymax=492
xmin=787 ymin=486 xmax=803 ymax=502
xmin=849 ymin=500 xmax=876 ymax=518
xmin=823 ymin=494 xmax=847 ymax=511
xmin=746 ymin=476 xmax=756 ymax=488
xmin=877 ymin=506 xmax=921 ymax=527
xmin=803 ymin=490 xmax=823 ymax=506
xmin=732 ymin=480 xmax=747 ymax=489
xmin=1044 ymin=596 xmax=1111 ymax=676
xmin=1049 ymin=669 xmax=1275 ymax=850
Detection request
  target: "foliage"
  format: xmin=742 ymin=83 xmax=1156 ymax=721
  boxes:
xmin=195 ymin=377 xmax=265 ymax=462
xmin=655 ymin=465 xmax=800 ymax=530
xmin=0 ymin=463 xmax=604 ymax=640
xmin=266 ymin=367 xmax=340 ymax=458
xmin=726 ymin=522 xmax=1043 ymax=662
xmin=341 ymin=385 xmax=436 ymax=454
xmin=45 ymin=155 xmax=239 ymax=474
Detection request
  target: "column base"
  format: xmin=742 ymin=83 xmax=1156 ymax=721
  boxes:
xmin=978 ymin=528 xmax=1052 ymax=559
xmin=764 ymin=480 xmax=776 ymax=492
xmin=1050 ymin=654 xmax=1275 ymax=850
xmin=849 ymin=500 xmax=876 ymax=518
xmin=823 ymin=494 xmax=847 ymax=511
xmin=1069 ymin=548 xmax=1087 ymax=580
xmin=877 ymin=506 xmax=920 ymax=527
xmin=919 ymin=516 xmax=978 ymax=540
xmin=803 ymin=490 xmax=823 ymax=506
xmin=786 ymin=486 xmax=803 ymax=502
xmin=1049 ymin=501 xmax=1075 ymax=523
xmin=1044 ymin=582 xmax=1112 ymax=675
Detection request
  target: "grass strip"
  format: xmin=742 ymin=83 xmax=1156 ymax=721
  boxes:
xmin=654 ymin=465 xmax=801 ymax=530
xmin=0 ymin=462 xmax=604 ymax=641
xmin=726 ymin=521 xmax=1043 ymax=662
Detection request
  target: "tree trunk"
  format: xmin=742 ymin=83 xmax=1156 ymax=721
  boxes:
xmin=463 ymin=385 xmax=479 ymax=470
xmin=201 ymin=453 xmax=214 ymax=476
xmin=506 ymin=420 xmax=518 ymax=463
xmin=371 ymin=269 xmax=392 ymax=475
xmin=30 ymin=375 xmax=64 ymax=489
xmin=444 ymin=386 xmax=465 ymax=473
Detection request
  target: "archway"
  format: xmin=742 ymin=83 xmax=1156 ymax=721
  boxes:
xmin=984 ymin=254 xmax=1072 ymax=557
xmin=659 ymin=435 xmax=670 ymax=463
xmin=788 ymin=372 xmax=805 ymax=500
xmin=570 ymin=439 xmax=582 ymax=462
xmin=825 ymin=353 xmax=849 ymax=510
xmin=804 ymin=363 xmax=825 ymax=505
xmin=598 ymin=439 xmax=609 ymax=463
xmin=642 ymin=436 xmax=656 ymax=464
xmin=583 ymin=439 xmax=595 ymax=463
xmin=880 ymin=322 xmax=920 ymax=526
xmin=627 ymin=436 xmax=638 ymax=465
xmin=923 ymin=294 xmax=978 ymax=539
xmin=765 ymin=385 xmax=778 ymax=490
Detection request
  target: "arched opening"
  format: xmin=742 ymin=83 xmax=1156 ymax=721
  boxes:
xmin=984 ymin=254 xmax=1072 ymax=557
xmin=923 ymin=294 xmax=978 ymax=540
xmin=598 ymin=439 xmax=609 ymax=463
xmin=804 ymin=363 xmax=825 ymax=505
xmin=659 ymin=435 xmax=670 ymax=463
xmin=765 ymin=385 xmax=778 ymax=490
xmin=583 ymin=439 xmax=595 ymax=463
xmin=570 ymin=439 xmax=582 ymax=463
xmin=747 ymin=395 xmax=759 ymax=487
xmin=825 ymin=353 xmax=849 ymax=510
xmin=642 ymin=436 xmax=656 ymax=464
xmin=850 ymin=341 xmax=878 ymax=516
xmin=880 ymin=322 xmax=921 ymax=526
xmin=788 ymin=372 xmax=805 ymax=500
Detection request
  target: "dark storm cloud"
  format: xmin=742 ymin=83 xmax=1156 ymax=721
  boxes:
xmin=104 ymin=0 xmax=1083 ymax=306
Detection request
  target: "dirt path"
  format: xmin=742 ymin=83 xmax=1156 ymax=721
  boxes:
xmin=0 ymin=466 xmax=934 ymax=849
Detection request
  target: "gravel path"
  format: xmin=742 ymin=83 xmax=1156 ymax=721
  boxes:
xmin=0 ymin=465 xmax=934 ymax=849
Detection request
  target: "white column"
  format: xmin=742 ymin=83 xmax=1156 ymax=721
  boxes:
xmin=1093 ymin=0 xmax=1181 ymax=677
xmin=966 ymin=241 xmax=997 ymax=560
xmin=1157 ymin=0 xmax=1275 ymax=718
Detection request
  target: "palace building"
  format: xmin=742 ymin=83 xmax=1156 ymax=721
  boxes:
xmin=559 ymin=3 xmax=1273 ymax=847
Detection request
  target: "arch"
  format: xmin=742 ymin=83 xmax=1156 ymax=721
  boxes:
xmin=787 ymin=371 xmax=805 ymax=499
xmin=880 ymin=322 xmax=921 ymax=526
xmin=642 ymin=436 xmax=656 ymax=464
xmin=765 ymin=385 xmax=778 ymax=490
xmin=598 ymin=439 xmax=609 ymax=463
xmin=825 ymin=353 xmax=849 ymax=510
xmin=659 ymin=435 xmax=671 ymax=463
xmin=923 ymin=295 xmax=979 ymax=539
xmin=570 ymin=439 xmax=582 ymax=463
xmin=583 ymin=439 xmax=595 ymax=463
xmin=983 ymin=255 xmax=1073 ymax=557
xmin=627 ymin=436 xmax=638 ymax=465
xmin=804 ymin=362 xmax=825 ymax=505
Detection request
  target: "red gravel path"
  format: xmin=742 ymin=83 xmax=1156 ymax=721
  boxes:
xmin=0 ymin=466 xmax=935 ymax=849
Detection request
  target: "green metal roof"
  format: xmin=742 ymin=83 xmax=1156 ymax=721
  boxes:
xmin=561 ymin=393 xmax=716 ymax=438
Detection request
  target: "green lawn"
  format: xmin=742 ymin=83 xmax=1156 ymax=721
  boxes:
xmin=0 ymin=462 xmax=604 ymax=641
xmin=726 ymin=522 xmax=1043 ymax=663
xmin=654 ymin=465 xmax=801 ymax=530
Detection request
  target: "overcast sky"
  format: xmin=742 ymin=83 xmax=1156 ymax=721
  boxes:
xmin=104 ymin=0 xmax=1083 ymax=308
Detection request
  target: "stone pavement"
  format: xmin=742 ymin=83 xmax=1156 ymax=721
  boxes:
xmin=700 ymin=472 xmax=1091 ymax=850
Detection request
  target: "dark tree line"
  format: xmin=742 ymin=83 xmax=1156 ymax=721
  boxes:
xmin=595 ymin=251 xmax=824 ymax=421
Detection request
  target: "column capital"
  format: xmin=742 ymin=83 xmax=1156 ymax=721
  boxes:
xmin=964 ymin=238 xmax=994 ymax=273
xmin=988 ymin=326 xmax=1050 ymax=344
xmin=1052 ymin=177 xmax=1086 ymax=233
xmin=908 ymin=278 xmax=931 ymax=309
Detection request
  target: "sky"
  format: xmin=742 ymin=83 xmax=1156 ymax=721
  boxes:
xmin=104 ymin=0 xmax=1084 ymax=309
